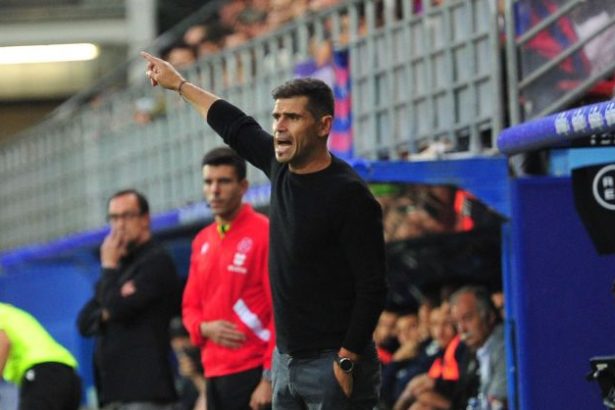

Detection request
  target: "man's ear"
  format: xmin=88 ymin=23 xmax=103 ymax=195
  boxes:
xmin=239 ymin=178 xmax=249 ymax=195
xmin=318 ymin=115 xmax=333 ymax=138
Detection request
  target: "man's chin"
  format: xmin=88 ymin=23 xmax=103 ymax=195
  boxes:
xmin=274 ymin=153 xmax=292 ymax=163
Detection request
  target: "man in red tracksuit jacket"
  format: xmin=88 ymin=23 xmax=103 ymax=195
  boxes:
xmin=183 ymin=146 xmax=274 ymax=410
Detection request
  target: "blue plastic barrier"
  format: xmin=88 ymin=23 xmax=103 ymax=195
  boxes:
xmin=497 ymin=100 xmax=615 ymax=154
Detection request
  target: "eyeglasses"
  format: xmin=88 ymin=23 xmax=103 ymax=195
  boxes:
xmin=106 ymin=211 xmax=143 ymax=223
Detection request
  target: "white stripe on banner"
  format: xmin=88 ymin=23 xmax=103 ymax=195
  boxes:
xmin=233 ymin=298 xmax=271 ymax=342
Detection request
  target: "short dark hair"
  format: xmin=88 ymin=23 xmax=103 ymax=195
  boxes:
xmin=201 ymin=146 xmax=247 ymax=181
xmin=271 ymin=78 xmax=334 ymax=120
xmin=108 ymin=189 xmax=150 ymax=215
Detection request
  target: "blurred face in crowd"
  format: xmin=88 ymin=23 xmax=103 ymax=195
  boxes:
xmin=166 ymin=47 xmax=195 ymax=69
xmin=107 ymin=193 xmax=150 ymax=249
xmin=452 ymin=292 xmax=494 ymax=351
xmin=396 ymin=313 xmax=420 ymax=345
xmin=418 ymin=301 xmax=434 ymax=341
xmin=429 ymin=305 xmax=456 ymax=349
xmin=202 ymin=164 xmax=247 ymax=223
xmin=373 ymin=310 xmax=398 ymax=346
xmin=272 ymin=96 xmax=331 ymax=171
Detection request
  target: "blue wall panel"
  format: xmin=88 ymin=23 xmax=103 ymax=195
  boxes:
xmin=507 ymin=177 xmax=615 ymax=409
xmin=0 ymin=261 xmax=99 ymax=397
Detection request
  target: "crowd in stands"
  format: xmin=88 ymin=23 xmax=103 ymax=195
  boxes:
xmin=161 ymin=0 xmax=345 ymax=70
xmin=374 ymin=284 xmax=507 ymax=410
xmin=133 ymin=0 xmax=456 ymax=126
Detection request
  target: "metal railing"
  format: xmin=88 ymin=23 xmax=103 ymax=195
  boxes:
xmin=0 ymin=0 xmax=503 ymax=250
xmin=505 ymin=0 xmax=615 ymax=124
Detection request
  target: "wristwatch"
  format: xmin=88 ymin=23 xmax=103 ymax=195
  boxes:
xmin=335 ymin=356 xmax=354 ymax=373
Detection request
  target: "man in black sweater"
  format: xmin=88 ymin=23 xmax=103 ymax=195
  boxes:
xmin=142 ymin=52 xmax=387 ymax=409
xmin=77 ymin=189 xmax=181 ymax=409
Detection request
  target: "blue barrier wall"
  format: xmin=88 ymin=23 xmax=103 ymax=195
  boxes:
xmin=0 ymin=259 xmax=98 ymax=401
xmin=506 ymin=177 xmax=615 ymax=409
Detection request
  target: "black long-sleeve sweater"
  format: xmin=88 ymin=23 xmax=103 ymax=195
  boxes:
xmin=208 ymin=99 xmax=387 ymax=355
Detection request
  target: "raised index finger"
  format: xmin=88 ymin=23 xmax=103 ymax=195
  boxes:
xmin=140 ymin=51 xmax=158 ymax=62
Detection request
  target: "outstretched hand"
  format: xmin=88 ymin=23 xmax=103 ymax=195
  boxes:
xmin=141 ymin=51 xmax=185 ymax=91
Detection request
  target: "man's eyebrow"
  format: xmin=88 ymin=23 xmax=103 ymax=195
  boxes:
xmin=272 ymin=111 xmax=302 ymax=118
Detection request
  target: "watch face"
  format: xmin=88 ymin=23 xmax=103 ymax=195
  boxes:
xmin=338 ymin=357 xmax=353 ymax=372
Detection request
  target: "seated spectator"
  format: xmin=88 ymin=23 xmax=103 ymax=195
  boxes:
xmin=267 ymin=0 xmax=309 ymax=31
xmin=164 ymin=42 xmax=197 ymax=69
xmin=308 ymin=0 xmax=342 ymax=12
xmin=491 ymin=289 xmax=505 ymax=320
xmin=393 ymin=303 xmax=479 ymax=410
xmin=381 ymin=303 xmax=440 ymax=409
xmin=196 ymin=23 xmax=231 ymax=58
xmin=393 ymin=309 xmax=423 ymax=362
xmin=169 ymin=317 xmax=206 ymax=410
xmin=374 ymin=308 xmax=400 ymax=365
xmin=184 ymin=24 xmax=209 ymax=49
xmin=218 ymin=0 xmax=248 ymax=29
xmin=234 ymin=6 xmax=270 ymax=39
xmin=451 ymin=286 xmax=507 ymax=409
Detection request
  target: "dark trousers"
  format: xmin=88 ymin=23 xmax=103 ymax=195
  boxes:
xmin=19 ymin=362 xmax=81 ymax=410
xmin=206 ymin=366 xmax=267 ymax=410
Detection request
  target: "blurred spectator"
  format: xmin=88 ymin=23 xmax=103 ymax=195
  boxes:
xmin=394 ymin=303 xmax=479 ymax=410
xmin=224 ymin=31 xmax=250 ymax=49
xmin=267 ymin=0 xmax=309 ymax=30
xmin=374 ymin=309 xmax=400 ymax=365
xmin=196 ymin=23 xmax=230 ymax=57
xmin=169 ymin=317 xmax=206 ymax=410
xmin=234 ymin=7 xmax=270 ymax=39
xmin=0 ymin=303 xmax=82 ymax=410
xmin=381 ymin=300 xmax=441 ymax=409
xmin=308 ymin=0 xmax=342 ymax=12
xmin=184 ymin=24 xmax=209 ymax=48
xmin=490 ymin=290 xmax=505 ymax=320
xmin=219 ymin=0 xmax=248 ymax=29
xmin=165 ymin=42 xmax=198 ymax=69
xmin=451 ymin=286 xmax=507 ymax=409
xmin=393 ymin=310 xmax=423 ymax=363
xmin=133 ymin=93 xmax=166 ymax=125
xmin=307 ymin=39 xmax=336 ymax=86
xmin=250 ymin=0 xmax=271 ymax=13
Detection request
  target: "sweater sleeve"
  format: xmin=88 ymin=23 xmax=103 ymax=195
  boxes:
xmin=339 ymin=184 xmax=388 ymax=354
xmin=206 ymin=99 xmax=275 ymax=177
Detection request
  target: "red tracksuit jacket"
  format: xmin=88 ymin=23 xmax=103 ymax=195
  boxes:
xmin=183 ymin=204 xmax=274 ymax=377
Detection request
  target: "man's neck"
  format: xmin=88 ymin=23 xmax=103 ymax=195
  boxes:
xmin=215 ymin=204 xmax=243 ymax=227
xmin=289 ymin=151 xmax=332 ymax=174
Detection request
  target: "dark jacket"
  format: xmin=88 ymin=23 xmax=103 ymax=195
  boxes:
xmin=77 ymin=240 xmax=181 ymax=406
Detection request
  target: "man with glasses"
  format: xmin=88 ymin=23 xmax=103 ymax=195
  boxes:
xmin=77 ymin=189 xmax=181 ymax=410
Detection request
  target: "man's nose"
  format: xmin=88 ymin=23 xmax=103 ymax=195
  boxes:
xmin=208 ymin=182 xmax=221 ymax=195
xmin=274 ymin=118 xmax=287 ymax=131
